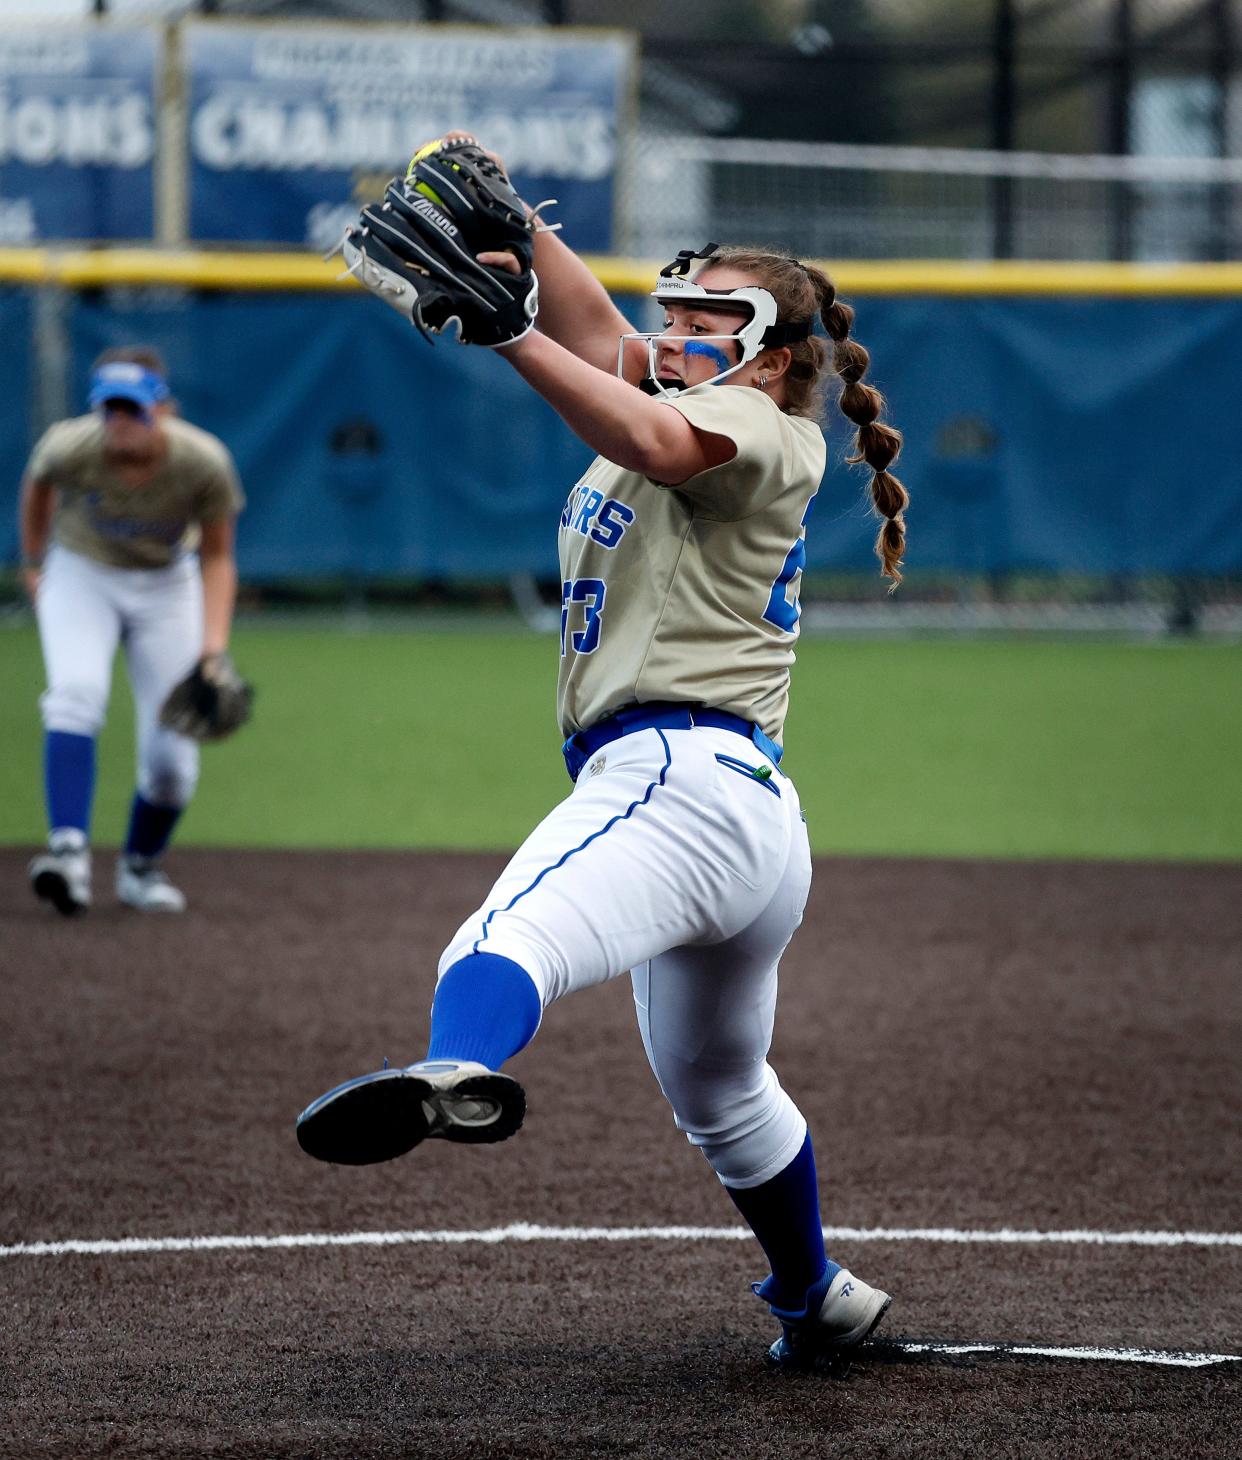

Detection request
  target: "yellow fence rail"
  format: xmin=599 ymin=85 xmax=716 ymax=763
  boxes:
xmin=2 ymin=249 xmax=1242 ymax=296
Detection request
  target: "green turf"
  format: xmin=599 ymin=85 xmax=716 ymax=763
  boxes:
xmin=2 ymin=619 xmax=1239 ymax=860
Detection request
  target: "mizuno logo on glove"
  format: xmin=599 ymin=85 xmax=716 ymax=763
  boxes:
xmin=403 ymin=195 xmax=459 ymax=238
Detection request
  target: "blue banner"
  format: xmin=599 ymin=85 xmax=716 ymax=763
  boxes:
xmin=0 ymin=25 xmax=156 ymax=243
xmin=185 ymin=21 xmax=634 ymax=253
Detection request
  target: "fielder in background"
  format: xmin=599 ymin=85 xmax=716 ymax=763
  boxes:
xmin=297 ymin=139 xmax=909 ymax=1373
xmin=19 ymin=347 xmax=246 ymax=915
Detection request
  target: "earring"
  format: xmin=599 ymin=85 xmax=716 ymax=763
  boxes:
xmin=758 ymin=373 xmax=768 ymax=388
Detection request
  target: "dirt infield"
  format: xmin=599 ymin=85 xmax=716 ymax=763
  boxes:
xmin=2 ymin=848 xmax=1240 ymax=1458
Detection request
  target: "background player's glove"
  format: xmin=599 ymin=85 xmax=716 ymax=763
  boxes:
xmin=340 ymin=137 xmax=540 ymax=348
xmin=159 ymin=652 xmax=254 ymax=743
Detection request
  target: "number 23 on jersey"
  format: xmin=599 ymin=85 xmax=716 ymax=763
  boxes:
xmin=561 ymin=578 xmax=607 ymax=656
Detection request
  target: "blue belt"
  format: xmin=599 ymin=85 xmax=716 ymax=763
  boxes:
xmin=562 ymin=702 xmax=783 ymax=782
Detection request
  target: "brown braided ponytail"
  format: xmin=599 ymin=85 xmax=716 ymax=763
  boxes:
xmin=700 ymin=248 xmax=908 ymax=587
xmin=818 ymin=275 xmax=907 ymax=586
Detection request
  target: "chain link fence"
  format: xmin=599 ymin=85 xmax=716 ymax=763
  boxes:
xmin=622 ymin=134 xmax=1242 ymax=262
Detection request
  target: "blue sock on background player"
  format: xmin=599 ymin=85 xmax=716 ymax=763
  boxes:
xmin=44 ymin=730 xmax=95 ymax=840
xmin=124 ymin=793 xmax=184 ymax=862
xmin=727 ymin=1132 xmax=839 ymax=1312
xmin=425 ymin=952 xmax=542 ymax=1069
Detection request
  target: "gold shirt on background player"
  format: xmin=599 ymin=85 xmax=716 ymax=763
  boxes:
xmin=19 ymin=347 xmax=244 ymax=916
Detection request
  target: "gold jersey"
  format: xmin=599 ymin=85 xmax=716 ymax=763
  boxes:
xmin=27 ymin=414 xmax=244 ymax=570
xmin=556 ymin=384 xmax=826 ymax=745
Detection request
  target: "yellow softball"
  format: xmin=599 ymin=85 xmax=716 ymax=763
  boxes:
xmin=407 ymin=138 xmax=445 ymax=174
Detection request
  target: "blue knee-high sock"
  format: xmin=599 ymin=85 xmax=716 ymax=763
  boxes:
xmin=727 ymin=1132 xmax=840 ymax=1314
xmin=44 ymin=731 xmax=96 ymax=838
xmin=124 ymin=794 xmax=184 ymax=861
xmin=425 ymin=953 xmax=542 ymax=1069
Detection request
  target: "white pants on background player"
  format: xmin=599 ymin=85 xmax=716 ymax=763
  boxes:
xmin=36 ymin=546 xmax=203 ymax=807
xmin=437 ymin=724 xmax=812 ymax=1188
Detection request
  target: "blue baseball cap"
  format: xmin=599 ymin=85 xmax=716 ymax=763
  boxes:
xmin=88 ymin=361 xmax=170 ymax=419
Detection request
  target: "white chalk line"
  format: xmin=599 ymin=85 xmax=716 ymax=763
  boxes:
xmin=3 ymin=1221 xmax=1242 ymax=1259
xmin=3 ymin=1222 xmax=1237 ymax=1370
xmin=877 ymin=1341 xmax=1238 ymax=1369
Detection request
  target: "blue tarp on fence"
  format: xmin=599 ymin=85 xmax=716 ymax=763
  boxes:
xmin=0 ymin=289 xmax=34 ymax=561
xmin=821 ymin=295 xmax=1242 ymax=578
xmin=67 ymin=291 xmax=595 ymax=580
xmin=6 ymin=291 xmax=1242 ymax=580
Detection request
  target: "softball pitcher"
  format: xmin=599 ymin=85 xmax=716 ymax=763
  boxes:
xmin=297 ymin=139 xmax=909 ymax=1371
xmin=19 ymin=347 xmax=245 ymax=915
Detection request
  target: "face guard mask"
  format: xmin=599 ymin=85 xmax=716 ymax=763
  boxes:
xmin=616 ymin=243 xmax=813 ymax=398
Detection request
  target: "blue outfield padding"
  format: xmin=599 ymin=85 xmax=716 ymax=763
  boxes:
xmin=3 ymin=289 xmax=1240 ymax=580
xmin=0 ymin=289 xmax=35 ymax=564
xmin=65 ymin=291 xmax=594 ymax=580
xmin=811 ymin=295 xmax=1242 ymax=577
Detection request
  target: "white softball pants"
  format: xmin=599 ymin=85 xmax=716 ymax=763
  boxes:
xmin=439 ymin=724 xmax=813 ymax=1189
xmin=36 ymin=546 xmax=203 ymax=807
